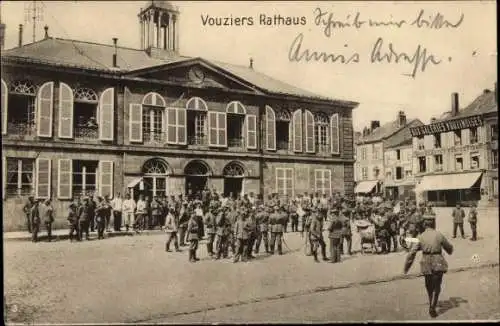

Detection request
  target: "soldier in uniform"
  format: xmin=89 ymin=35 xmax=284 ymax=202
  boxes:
xmin=246 ymin=207 xmax=258 ymax=260
xmin=178 ymin=202 xmax=190 ymax=246
xmin=468 ymin=202 xmax=478 ymax=241
xmin=88 ymin=193 xmax=97 ymax=232
xmin=327 ymin=207 xmax=344 ymax=263
xmin=214 ymin=205 xmax=228 ymax=260
xmin=302 ymin=206 xmax=313 ymax=256
xmin=226 ymin=204 xmax=239 ymax=257
xmin=164 ymin=205 xmax=180 ymax=252
xmin=451 ymin=203 xmax=465 ymax=239
xmin=404 ymin=214 xmax=454 ymax=318
xmin=186 ymin=212 xmax=200 ymax=262
xmin=78 ymin=197 xmax=92 ymax=241
xmin=340 ymin=208 xmax=352 ymax=255
xmin=22 ymin=196 xmax=36 ymax=233
xmin=204 ymin=203 xmax=217 ymax=256
xmin=309 ymin=207 xmax=327 ymax=262
xmin=39 ymin=199 xmax=54 ymax=242
xmin=67 ymin=198 xmax=80 ymax=242
xmin=269 ymin=206 xmax=284 ymax=255
xmin=150 ymin=196 xmax=162 ymax=229
xmin=30 ymin=199 xmax=41 ymax=242
xmin=255 ymin=206 xmax=270 ymax=254
xmin=94 ymin=197 xmax=108 ymax=240
xmin=233 ymin=209 xmax=249 ymax=263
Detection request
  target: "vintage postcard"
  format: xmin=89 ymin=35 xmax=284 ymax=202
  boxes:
xmin=1 ymin=0 xmax=498 ymax=323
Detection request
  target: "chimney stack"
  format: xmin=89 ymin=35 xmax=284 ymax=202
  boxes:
xmin=451 ymin=92 xmax=459 ymax=116
xmin=112 ymin=38 xmax=118 ymax=68
xmin=249 ymin=58 xmax=253 ymax=69
xmin=18 ymin=24 xmax=23 ymax=47
xmin=370 ymin=120 xmax=380 ymax=132
xmin=398 ymin=110 xmax=406 ymax=127
xmin=44 ymin=25 xmax=49 ymax=39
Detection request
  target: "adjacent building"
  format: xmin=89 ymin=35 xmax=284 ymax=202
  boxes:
xmin=411 ymin=86 xmax=498 ymax=207
xmin=354 ymin=111 xmax=423 ymax=198
xmin=1 ymin=1 xmax=358 ymax=231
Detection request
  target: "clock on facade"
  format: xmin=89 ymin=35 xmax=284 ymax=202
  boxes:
xmin=188 ymin=67 xmax=205 ymax=83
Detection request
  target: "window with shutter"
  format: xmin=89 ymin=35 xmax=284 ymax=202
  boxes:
xmin=37 ymin=82 xmax=54 ymax=137
xmin=304 ymin=110 xmax=315 ymax=153
xmin=330 ymin=113 xmax=340 ymax=154
xmin=36 ymin=158 xmax=51 ymax=199
xmin=266 ymin=105 xmax=276 ymax=150
xmin=246 ymin=114 xmax=257 ymax=149
xmin=1 ymin=79 xmax=7 ymax=135
xmin=99 ymin=161 xmax=114 ymax=198
xmin=58 ymin=159 xmax=73 ymax=199
xmin=217 ymin=111 xmax=227 ymax=147
xmin=292 ymin=109 xmax=302 ymax=152
xmin=58 ymin=82 xmax=74 ymax=139
xmin=166 ymin=107 xmax=187 ymax=144
xmin=208 ymin=111 xmax=227 ymax=147
xmin=177 ymin=108 xmax=187 ymax=145
xmin=129 ymin=103 xmax=143 ymax=143
xmin=99 ymin=88 xmax=114 ymax=141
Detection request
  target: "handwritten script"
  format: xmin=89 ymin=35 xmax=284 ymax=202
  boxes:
xmin=288 ymin=8 xmax=465 ymax=78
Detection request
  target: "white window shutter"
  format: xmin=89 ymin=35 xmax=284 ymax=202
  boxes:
xmin=36 ymin=158 xmax=51 ymax=199
xmin=58 ymin=159 xmax=73 ymax=199
xmin=1 ymin=79 xmax=7 ymax=135
xmin=246 ymin=114 xmax=257 ymax=149
xmin=330 ymin=113 xmax=340 ymax=154
xmin=129 ymin=103 xmax=143 ymax=143
xmin=218 ymin=112 xmax=227 ymax=147
xmin=58 ymin=82 xmax=74 ymax=139
xmin=292 ymin=109 xmax=302 ymax=152
xmin=304 ymin=110 xmax=315 ymax=153
xmin=99 ymin=87 xmax=114 ymax=141
xmin=266 ymin=106 xmax=276 ymax=150
xmin=177 ymin=108 xmax=187 ymax=145
xmin=208 ymin=111 xmax=218 ymax=146
xmin=37 ymin=81 xmax=54 ymax=138
xmin=99 ymin=161 xmax=114 ymax=198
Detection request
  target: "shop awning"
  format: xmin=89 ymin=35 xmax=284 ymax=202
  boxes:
xmin=416 ymin=172 xmax=482 ymax=192
xmin=127 ymin=177 xmax=142 ymax=188
xmin=354 ymin=180 xmax=378 ymax=193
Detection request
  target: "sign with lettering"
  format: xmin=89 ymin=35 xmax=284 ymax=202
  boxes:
xmin=410 ymin=115 xmax=483 ymax=137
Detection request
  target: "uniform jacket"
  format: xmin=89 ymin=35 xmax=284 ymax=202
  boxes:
xmin=23 ymin=200 xmax=35 ymax=216
xmin=67 ymin=204 xmax=79 ymax=223
xmin=38 ymin=203 xmax=54 ymax=223
xmin=186 ymin=217 xmax=199 ymax=241
xmin=164 ymin=212 xmax=178 ymax=232
xmin=468 ymin=208 xmax=478 ymax=223
xmin=452 ymin=208 xmax=465 ymax=223
xmin=234 ymin=219 xmax=249 ymax=240
xmin=341 ymin=214 xmax=352 ymax=236
xmin=150 ymin=200 xmax=163 ymax=216
xmin=178 ymin=209 xmax=190 ymax=228
xmin=215 ymin=212 xmax=226 ymax=236
xmin=256 ymin=211 xmax=269 ymax=232
xmin=309 ymin=215 xmax=323 ymax=240
xmin=78 ymin=204 xmax=93 ymax=221
xmin=327 ymin=215 xmax=343 ymax=239
xmin=30 ymin=203 xmax=40 ymax=224
xmin=269 ymin=212 xmax=284 ymax=233
xmin=204 ymin=212 xmax=216 ymax=234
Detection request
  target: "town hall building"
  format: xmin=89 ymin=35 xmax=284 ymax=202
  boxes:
xmin=1 ymin=1 xmax=358 ymax=231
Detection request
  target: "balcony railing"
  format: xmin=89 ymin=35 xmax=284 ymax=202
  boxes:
xmin=143 ymin=132 xmax=164 ymax=144
xmin=188 ymin=135 xmax=207 ymax=146
xmin=7 ymin=122 xmax=36 ymax=136
xmin=228 ymin=137 xmax=244 ymax=148
xmin=75 ymin=126 xmax=99 ymax=140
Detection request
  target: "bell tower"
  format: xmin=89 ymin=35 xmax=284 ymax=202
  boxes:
xmin=139 ymin=1 xmax=180 ymax=55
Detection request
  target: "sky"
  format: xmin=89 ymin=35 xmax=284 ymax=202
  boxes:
xmin=0 ymin=1 xmax=497 ymax=131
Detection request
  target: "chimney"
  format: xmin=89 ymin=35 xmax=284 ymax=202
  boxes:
xmin=249 ymin=58 xmax=253 ymax=69
xmin=18 ymin=24 xmax=23 ymax=47
xmin=0 ymin=22 xmax=5 ymax=51
xmin=370 ymin=120 xmax=380 ymax=132
xmin=451 ymin=92 xmax=459 ymax=116
xmin=112 ymin=38 xmax=118 ymax=68
xmin=44 ymin=25 xmax=49 ymax=39
xmin=398 ymin=110 xmax=406 ymax=127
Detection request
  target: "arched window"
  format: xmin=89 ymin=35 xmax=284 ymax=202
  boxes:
xmin=73 ymin=87 xmax=99 ymax=139
xmin=314 ymin=112 xmax=330 ymax=153
xmin=7 ymin=80 xmax=37 ymax=135
xmin=142 ymin=158 xmax=170 ymax=198
xmin=276 ymin=108 xmax=291 ymax=150
xmin=226 ymin=101 xmax=246 ymax=148
xmin=142 ymin=92 xmax=166 ymax=144
xmin=185 ymin=160 xmax=210 ymax=176
xmin=223 ymin=162 xmax=245 ymax=177
xmin=186 ymin=97 xmax=208 ymax=145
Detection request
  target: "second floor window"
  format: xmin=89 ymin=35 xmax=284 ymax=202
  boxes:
xmin=276 ymin=109 xmax=291 ymax=150
xmin=433 ymin=133 xmax=441 ymax=148
xmin=434 ymin=154 xmax=443 ymax=171
xmin=7 ymin=80 xmax=37 ymax=136
xmin=455 ymin=155 xmax=463 ymax=170
xmin=418 ymin=156 xmax=427 ymax=172
xmin=143 ymin=107 xmax=164 ymax=143
xmin=226 ymin=101 xmax=246 ymax=148
xmin=454 ymin=130 xmax=462 ymax=146
xmin=361 ymin=147 xmax=367 ymax=160
xmin=469 ymin=127 xmax=478 ymax=144
xmin=395 ymin=167 xmax=403 ymax=180
xmin=470 ymin=153 xmax=480 ymax=169
xmin=186 ymin=97 xmax=208 ymax=146
xmin=74 ymin=88 xmax=99 ymax=140
xmin=314 ymin=113 xmax=330 ymax=153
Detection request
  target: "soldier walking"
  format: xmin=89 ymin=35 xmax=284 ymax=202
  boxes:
xmin=186 ymin=212 xmax=200 ymax=262
xmin=404 ymin=215 xmax=454 ymax=318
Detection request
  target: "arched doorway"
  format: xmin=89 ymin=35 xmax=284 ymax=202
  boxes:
xmin=223 ymin=162 xmax=245 ymax=198
xmin=142 ymin=158 xmax=170 ymax=200
xmin=184 ymin=160 xmax=211 ymax=197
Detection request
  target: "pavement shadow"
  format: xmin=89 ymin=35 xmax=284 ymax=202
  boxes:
xmin=437 ymin=297 xmax=469 ymax=315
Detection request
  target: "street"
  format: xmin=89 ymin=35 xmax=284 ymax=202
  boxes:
xmin=4 ymin=208 xmax=499 ymax=323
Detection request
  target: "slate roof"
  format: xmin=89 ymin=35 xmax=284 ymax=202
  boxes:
xmin=356 ymin=118 xmax=423 ymax=146
xmin=438 ymin=90 xmax=497 ymax=121
xmin=2 ymin=37 xmax=358 ymax=106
